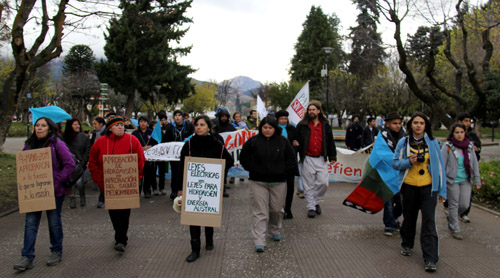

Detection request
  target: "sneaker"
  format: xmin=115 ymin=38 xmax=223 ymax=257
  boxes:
xmin=13 ymin=257 xmax=34 ymax=271
xmin=307 ymin=210 xmax=316 ymax=218
xmin=229 ymin=177 xmax=235 ymax=184
xmin=424 ymin=260 xmax=437 ymax=272
xmin=315 ymin=204 xmax=322 ymax=215
xmin=297 ymin=190 xmax=305 ymax=199
xmin=46 ymin=252 xmax=62 ymax=266
xmin=384 ymin=228 xmax=393 ymax=237
xmin=401 ymin=247 xmax=412 ymax=256
xmin=144 ymin=193 xmax=152 ymax=199
xmin=284 ymin=211 xmax=293 ymax=219
xmin=452 ymin=231 xmax=464 ymax=240
xmin=239 ymin=178 xmax=245 ymax=182
xmin=114 ymin=243 xmax=126 ymax=253
xmin=394 ymin=221 xmax=401 ymax=231
xmin=160 ymin=189 xmax=167 ymax=195
xmin=223 ymin=191 xmax=229 ymax=198
xmin=69 ymin=197 xmax=76 ymax=209
xmin=97 ymin=201 xmax=105 ymax=208
xmin=272 ymin=235 xmax=281 ymax=241
xmin=153 ymin=189 xmax=160 ymax=196
xmin=255 ymin=245 xmax=265 ymax=253
xmin=169 ymin=193 xmax=177 ymax=200
xmin=460 ymin=215 xmax=471 ymax=223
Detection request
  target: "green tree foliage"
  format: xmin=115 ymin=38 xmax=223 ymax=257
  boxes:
xmin=289 ymin=6 xmax=343 ymax=98
xmin=348 ymin=0 xmax=386 ymax=79
xmin=95 ymin=0 xmax=195 ymax=118
xmin=60 ymin=45 xmax=101 ymax=121
xmin=182 ymin=82 xmax=216 ymax=115
xmin=267 ymin=81 xmax=305 ymax=111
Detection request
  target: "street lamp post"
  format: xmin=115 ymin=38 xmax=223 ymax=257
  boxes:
xmin=322 ymin=47 xmax=333 ymax=116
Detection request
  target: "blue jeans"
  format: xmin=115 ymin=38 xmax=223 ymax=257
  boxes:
xmin=383 ymin=193 xmax=402 ymax=230
xmin=22 ymin=196 xmax=65 ymax=259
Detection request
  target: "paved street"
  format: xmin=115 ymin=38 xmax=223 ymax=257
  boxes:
xmin=1 ymin=178 xmax=499 ymax=277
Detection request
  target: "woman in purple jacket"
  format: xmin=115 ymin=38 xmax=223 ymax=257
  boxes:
xmin=14 ymin=117 xmax=75 ymax=272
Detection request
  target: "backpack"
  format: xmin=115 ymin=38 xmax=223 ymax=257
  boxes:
xmin=53 ymin=139 xmax=84 ymax=188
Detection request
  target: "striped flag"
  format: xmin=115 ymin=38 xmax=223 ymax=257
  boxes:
xmin=343 ymin=131 xmax=400 ymax=214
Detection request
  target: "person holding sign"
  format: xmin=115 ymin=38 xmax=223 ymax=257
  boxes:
xmin=240 ymin=116 xmax=299 ymax=253
xmin=178 ymin=115 xmax=234 ymax=262
xmin=88 ymin=116 xmax=145 ymax=253
xmin=14 ymin=117 xmax=75 ymax=271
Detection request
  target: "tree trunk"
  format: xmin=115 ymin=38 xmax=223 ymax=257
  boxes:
xmin=125 ymin=91 xmax=135 ymax=119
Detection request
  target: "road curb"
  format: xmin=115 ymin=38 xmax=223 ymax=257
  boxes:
xmin=0 ymin=208 xmax=18 ymax=219
xmin=472 ymin=202 xmax=500 ymax=217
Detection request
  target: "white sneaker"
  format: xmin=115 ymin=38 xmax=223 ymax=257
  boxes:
xmin=153 ymin=190 xmax=160 ymax=196
xmin=460 ymin=215 xmax=471 ymax=223
xmin=160 ymin=189 xmax=167 ymax=195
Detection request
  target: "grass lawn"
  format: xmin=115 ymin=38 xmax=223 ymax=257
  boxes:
xmin=0 ymin=152 xmax=18 ymax=214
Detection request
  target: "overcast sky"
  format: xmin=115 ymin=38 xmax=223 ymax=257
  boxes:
xmin=3 ymin=0 xmax=431 ymax=83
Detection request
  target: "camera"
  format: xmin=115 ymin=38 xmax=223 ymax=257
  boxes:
xmin=417 ymin=153 xmax=425 ymax=163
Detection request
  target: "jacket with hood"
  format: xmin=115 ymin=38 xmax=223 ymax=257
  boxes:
xmin=213 ymin=107 xmax=236 ymax=133
xmin=240 ymin=122 xmax=299 ymax=182
xmin=24 ymin=134 xmax=76 ymax=197
xmin=441 ymin=141 xmax=481 ymax=187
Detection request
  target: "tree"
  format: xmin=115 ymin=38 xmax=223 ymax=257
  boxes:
xmin=95 ymin=0 xmax=195 ymax=119
xmin=267 ymin=81 xmax=305 ymax=111
xmin=348 ymin=0 xmax=387 ymax=79
xmin=0 ymin=1 xmax=116 ymax=151
xmin=289 ymin=6 xmax=344 ymax=98
xmin=182 ymin=82 xmax=216 ymax=115
xmin=59 ymin=45 xmax=100 ymax=122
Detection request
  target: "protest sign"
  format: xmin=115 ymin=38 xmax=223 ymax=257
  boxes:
xmin=103 ymin=154 xmax=140 ymax=209
xmin=181 ymin=157 xmax=226 ymax=227
xmin=16 ymin=147 xmax=56 ymax=213
xmin=144 ymin=142 xmax=184 ymax=161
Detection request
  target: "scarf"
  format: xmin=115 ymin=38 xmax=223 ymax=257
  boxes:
xmin=451 ymin=137 xmax=471 ymax=177
xmin=278 ymin=124 xmax=288 ymax=138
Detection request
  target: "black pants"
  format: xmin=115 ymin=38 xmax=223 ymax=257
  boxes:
xmin=190 ymin=225 xmax=213 ymax=251
xmin=157 ymin=162 xmax=166 ymax=191
xmin=400 ymin=184 xmax=439 ymax=263
xmin=170 ymin=161 xmax=181 ymax=194
xmin=284 ymin=175 xmax=295 ymax=213
xmin=108 ymin=209 xmax=131 ymax=245
xmin=140 ymin=161 xmax=157 ymax=194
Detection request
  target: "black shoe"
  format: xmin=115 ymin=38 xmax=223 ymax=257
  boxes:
xmin=13 ymin=257 xmax=34 ymax=271
xmin=307 ymin=210 xmax=316 ymax=218
xmin=80 ymin=197 xmax=86 ymax=207
xmin=284 ymin=210 xmax=293 ymax=219
xmin=225 ymin=185 xmax=231 ymax=189
xmin=401 ymin=247 xmax=412 ymax=256
xmin=315 ymin=205 xmax=322 ymax=215
xmin=384 ymin=228 xmax=394 ymax=237
xmin=206 ymin=243 xmax=214 ymax=251
xmin=239 ymin=178 xmax=245 ymax=181
xmin=223 ymin=191 xmax=229 ymax=197
xmin=144 ymin=193 xmax=152 ymax=199
xmin=114 ymin=243 xmax=126 ymax=253
xmin=229 ymin=177 xmax=235 ymax=184
xmin=46 ymin=252 xmax=62 ymax=266
xmin=69 ymin=197 xmax=76 ymax=209
xmin=186 ymin=252 xmax=200 ymax=262
xmin=170 ymin=193 xmax=177 ymax=200
xmin=424 ymin=260 xmax=437 ymax=272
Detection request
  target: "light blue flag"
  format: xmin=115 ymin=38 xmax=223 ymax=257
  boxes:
xmin=30 ymin=106 xmax=72 ymax=125
xmin=130 ymin=118 xmax=139 ymax=128
xmin=151 ymin=119 xmax=162 ymax=143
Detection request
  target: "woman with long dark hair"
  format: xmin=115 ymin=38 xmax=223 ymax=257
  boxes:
xmin=88 ymin=116 xmax=145 ymax=253
xmin=14 ymin=117 xmax=75 ymax=271
xmin=178 ymin=115 xmax=234 ymax=262
xmin=63 ymin=118 xmax=91 ymax=208
xmin=441 ymin=123 xmax=481 ymax=240
xmin=392 ymin=112 xmax=446 ymax=272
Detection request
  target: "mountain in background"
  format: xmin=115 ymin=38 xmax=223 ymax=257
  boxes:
xmin=229 ymin=75 xmax=261 ymax=92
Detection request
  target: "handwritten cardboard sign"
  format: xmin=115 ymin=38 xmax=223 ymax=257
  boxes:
xmin=181 ymin=157 xmax=226 ymax=227
xmin=16 ymin=147 xmax=56 ymax=213
xmin=103 ymin=154 xmax=140 ymax=210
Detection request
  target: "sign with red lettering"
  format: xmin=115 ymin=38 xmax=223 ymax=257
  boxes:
xmin=16 ymin=147 xmax=56 ymax=213
xmin=103 ymin=154 xmax=140 ymax=209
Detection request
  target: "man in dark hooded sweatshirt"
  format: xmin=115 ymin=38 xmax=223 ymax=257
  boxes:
xmin=214 ymin=107 xmax=236 ymax=134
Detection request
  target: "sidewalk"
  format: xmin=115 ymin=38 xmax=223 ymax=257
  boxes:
xmin=1 ymin=179 xmax=499 ymax=277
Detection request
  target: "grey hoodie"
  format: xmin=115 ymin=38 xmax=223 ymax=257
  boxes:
xmin=441 ymin=141 xmax=481 ymax=187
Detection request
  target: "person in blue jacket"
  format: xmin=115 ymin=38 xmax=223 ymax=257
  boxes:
xmin=392 ymin=112 xmax=446 ymax=273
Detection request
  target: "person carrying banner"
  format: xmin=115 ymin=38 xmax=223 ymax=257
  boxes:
xmin=178 ymin=115 xmax=234 ymax=262
xmin=14 ymin=117 xmax=75 ymax=271
xmin=63 ymin=118 xmax=91 ymax=209
xmin=275 ymin=110 xmax=298 ymax=219
xmin=379 ymin=112 xmax=405 ymax=237
xmin=441 ymin=123 xmax=481 ymax=240
xmin=392 ymin=112 xmax=446 ymax=272
xmin=240 ymin=116 xmax=298 ymax=252
xmin=293 ymin=100 xmax=336 ymax=218
xmin=345 ymin=115 xmax=363 ymax=151
xmin=132 ymin=116 xmax=158 ymax=198
xmin=165 ymin=110 xmax=195 ymax=200
xmin=88 ymin=116 xmax=145 ymax=254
